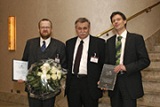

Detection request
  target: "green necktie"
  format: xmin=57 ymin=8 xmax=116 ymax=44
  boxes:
xmin=115 ymin=36 xmax=122 ymax=65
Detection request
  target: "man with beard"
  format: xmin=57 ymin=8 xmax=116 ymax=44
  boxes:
xmin=21 ymin=18 xmax=66 ymax=107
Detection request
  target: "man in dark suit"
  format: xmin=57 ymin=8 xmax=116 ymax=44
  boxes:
xmin=105 ymin=11 xmax=150 ymax=107
xmin=21 ymin=18 xmax=66 ymax=107
xmin=65 ymin=17 xmax=105 ymax=107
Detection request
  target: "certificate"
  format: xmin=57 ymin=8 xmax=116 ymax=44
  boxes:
xmin=98 ymin=64 xmax=117 ymax=90
xmin=13 ymin=60 xmax=28 ymax=81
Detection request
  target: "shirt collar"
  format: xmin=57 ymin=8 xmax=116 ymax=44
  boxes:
xmin=116 ymin=30 xmax=127 ymax=39
xmin=77 ymin=35 xmax=90 ymax=43
xmin=40 ymin=37 xmax=51 ymax=46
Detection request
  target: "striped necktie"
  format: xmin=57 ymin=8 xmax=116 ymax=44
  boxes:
xmin=41 ymin=41 xmax=46 ymax=52
xmin=115 ymin=36 xmax=122 ymax=65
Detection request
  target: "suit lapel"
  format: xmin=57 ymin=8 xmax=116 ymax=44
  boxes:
xmin=88 ymin=36 xmax=94 ymax=61
xmin=87 ymin=36 xmax=95 ymax=74
xmin=69 ymin=37 xmax=77 ymax=70
xmin=110 ymin=35 xmax=116 ymax=63
xmin=123 ymin=32 xmax=131 ymax=64
xmin=44 ymin=38 xmax=54 ymax=51
xmin=35 ymin=37 xmax=41 ymax=51
xmin=31 ymin=38 xmax=40 ymax=61
xmin=71 ymin=38 xmax=77 ymax=58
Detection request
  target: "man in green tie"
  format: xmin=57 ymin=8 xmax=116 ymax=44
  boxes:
xmin=104 ymin=11 xmax=150 ymax=107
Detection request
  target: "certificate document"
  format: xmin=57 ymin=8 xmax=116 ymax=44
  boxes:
xmin=98 ymin=64 xmax=117 ymax=90
xmin=13 ymin=60 xmax=28 ymax=81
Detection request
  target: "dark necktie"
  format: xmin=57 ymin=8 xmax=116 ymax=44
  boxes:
xmin=73 ymin=40 xmax=84 ymax=74
xmin=41 ymin=41 xmax=46 ymax=52
xmin=115 ymin=36 xmax=122 ymax=65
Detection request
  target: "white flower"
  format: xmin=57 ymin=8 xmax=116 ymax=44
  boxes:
xmin=50 ymin=66 xmax=57 ymax=74
xmin=41 ymin=63 xmax=51 ymax=74
xmin=57 ymin=70 xmax=62 ymax=80
xmin=46 ymin=74 xmax=51 ymax=80
xmin=37 ymin=72 xmax=42 ymax=76
xmin=51 ymin=74 xmax=57 ymax=80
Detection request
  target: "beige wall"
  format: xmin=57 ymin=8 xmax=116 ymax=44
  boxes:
xmin=0 ymin=0 xmax=160 ymax=93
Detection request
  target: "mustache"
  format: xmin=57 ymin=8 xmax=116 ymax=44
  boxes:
xmin=42 ymin=30 xmax=48 ymax=33
xmin=40 ymin=34 xmax=51 ymax=39
xmin=79 ymin=33 xmax=87 ymax=35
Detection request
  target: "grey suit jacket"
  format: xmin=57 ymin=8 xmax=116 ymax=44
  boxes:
xmin=105 ymin=32 xmax=150 ymax=99
xmin=22 ymin=37 xmax=66 ymax=69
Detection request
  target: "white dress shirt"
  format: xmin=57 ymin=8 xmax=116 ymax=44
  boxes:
xmin=40 ymin=37 xmax=51 ymax=48
xmin=72 ymin=35 xmax=90 ymax=74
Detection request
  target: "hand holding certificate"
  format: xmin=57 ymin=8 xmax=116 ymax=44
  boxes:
xmin=13 ymin=60 xmax=28 ymax=81
xmin=98 ymin=64 xmax=117 ymax=90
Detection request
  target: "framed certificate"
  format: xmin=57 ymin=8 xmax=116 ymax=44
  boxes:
xmin=12 ymin=60 xmax=28 ymax=81
xmin=98 ymin=64 xmax=117 ymax=90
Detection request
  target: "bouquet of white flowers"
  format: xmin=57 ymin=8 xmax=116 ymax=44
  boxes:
xmin=26 ymin=59 xmax=66 ymax=100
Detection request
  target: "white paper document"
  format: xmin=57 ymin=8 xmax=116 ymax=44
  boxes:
xmin=13 ymin=60 xmax=28 ymax=81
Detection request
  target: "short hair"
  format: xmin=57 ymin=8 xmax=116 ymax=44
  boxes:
xmin=75 ymin=17 xmax=90 ymax=27
xmin=110 ymin=11 xmax=127 ymax=23
xmin=38 ymin=18 xmax=52 ymax=29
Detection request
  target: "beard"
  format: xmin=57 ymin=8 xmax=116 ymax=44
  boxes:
xmin=40 ymin=31 xmax=51 ymax=39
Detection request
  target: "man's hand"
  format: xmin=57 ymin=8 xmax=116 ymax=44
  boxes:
xmin=97 ymin=81 xmax=108 ymax=90
xmin=17 ymin=79 xmax=24 ymax=83
xmin=114 ymin=64 xmax=126 ymax=73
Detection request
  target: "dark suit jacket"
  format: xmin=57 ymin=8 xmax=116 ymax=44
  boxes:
xmin=65 ymin=35 xmax=105 ymax=99
xmin=22 ymin=37 xmax=66 ymax=69
xmin=105 ymin=32 xmax=150 ymax=99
